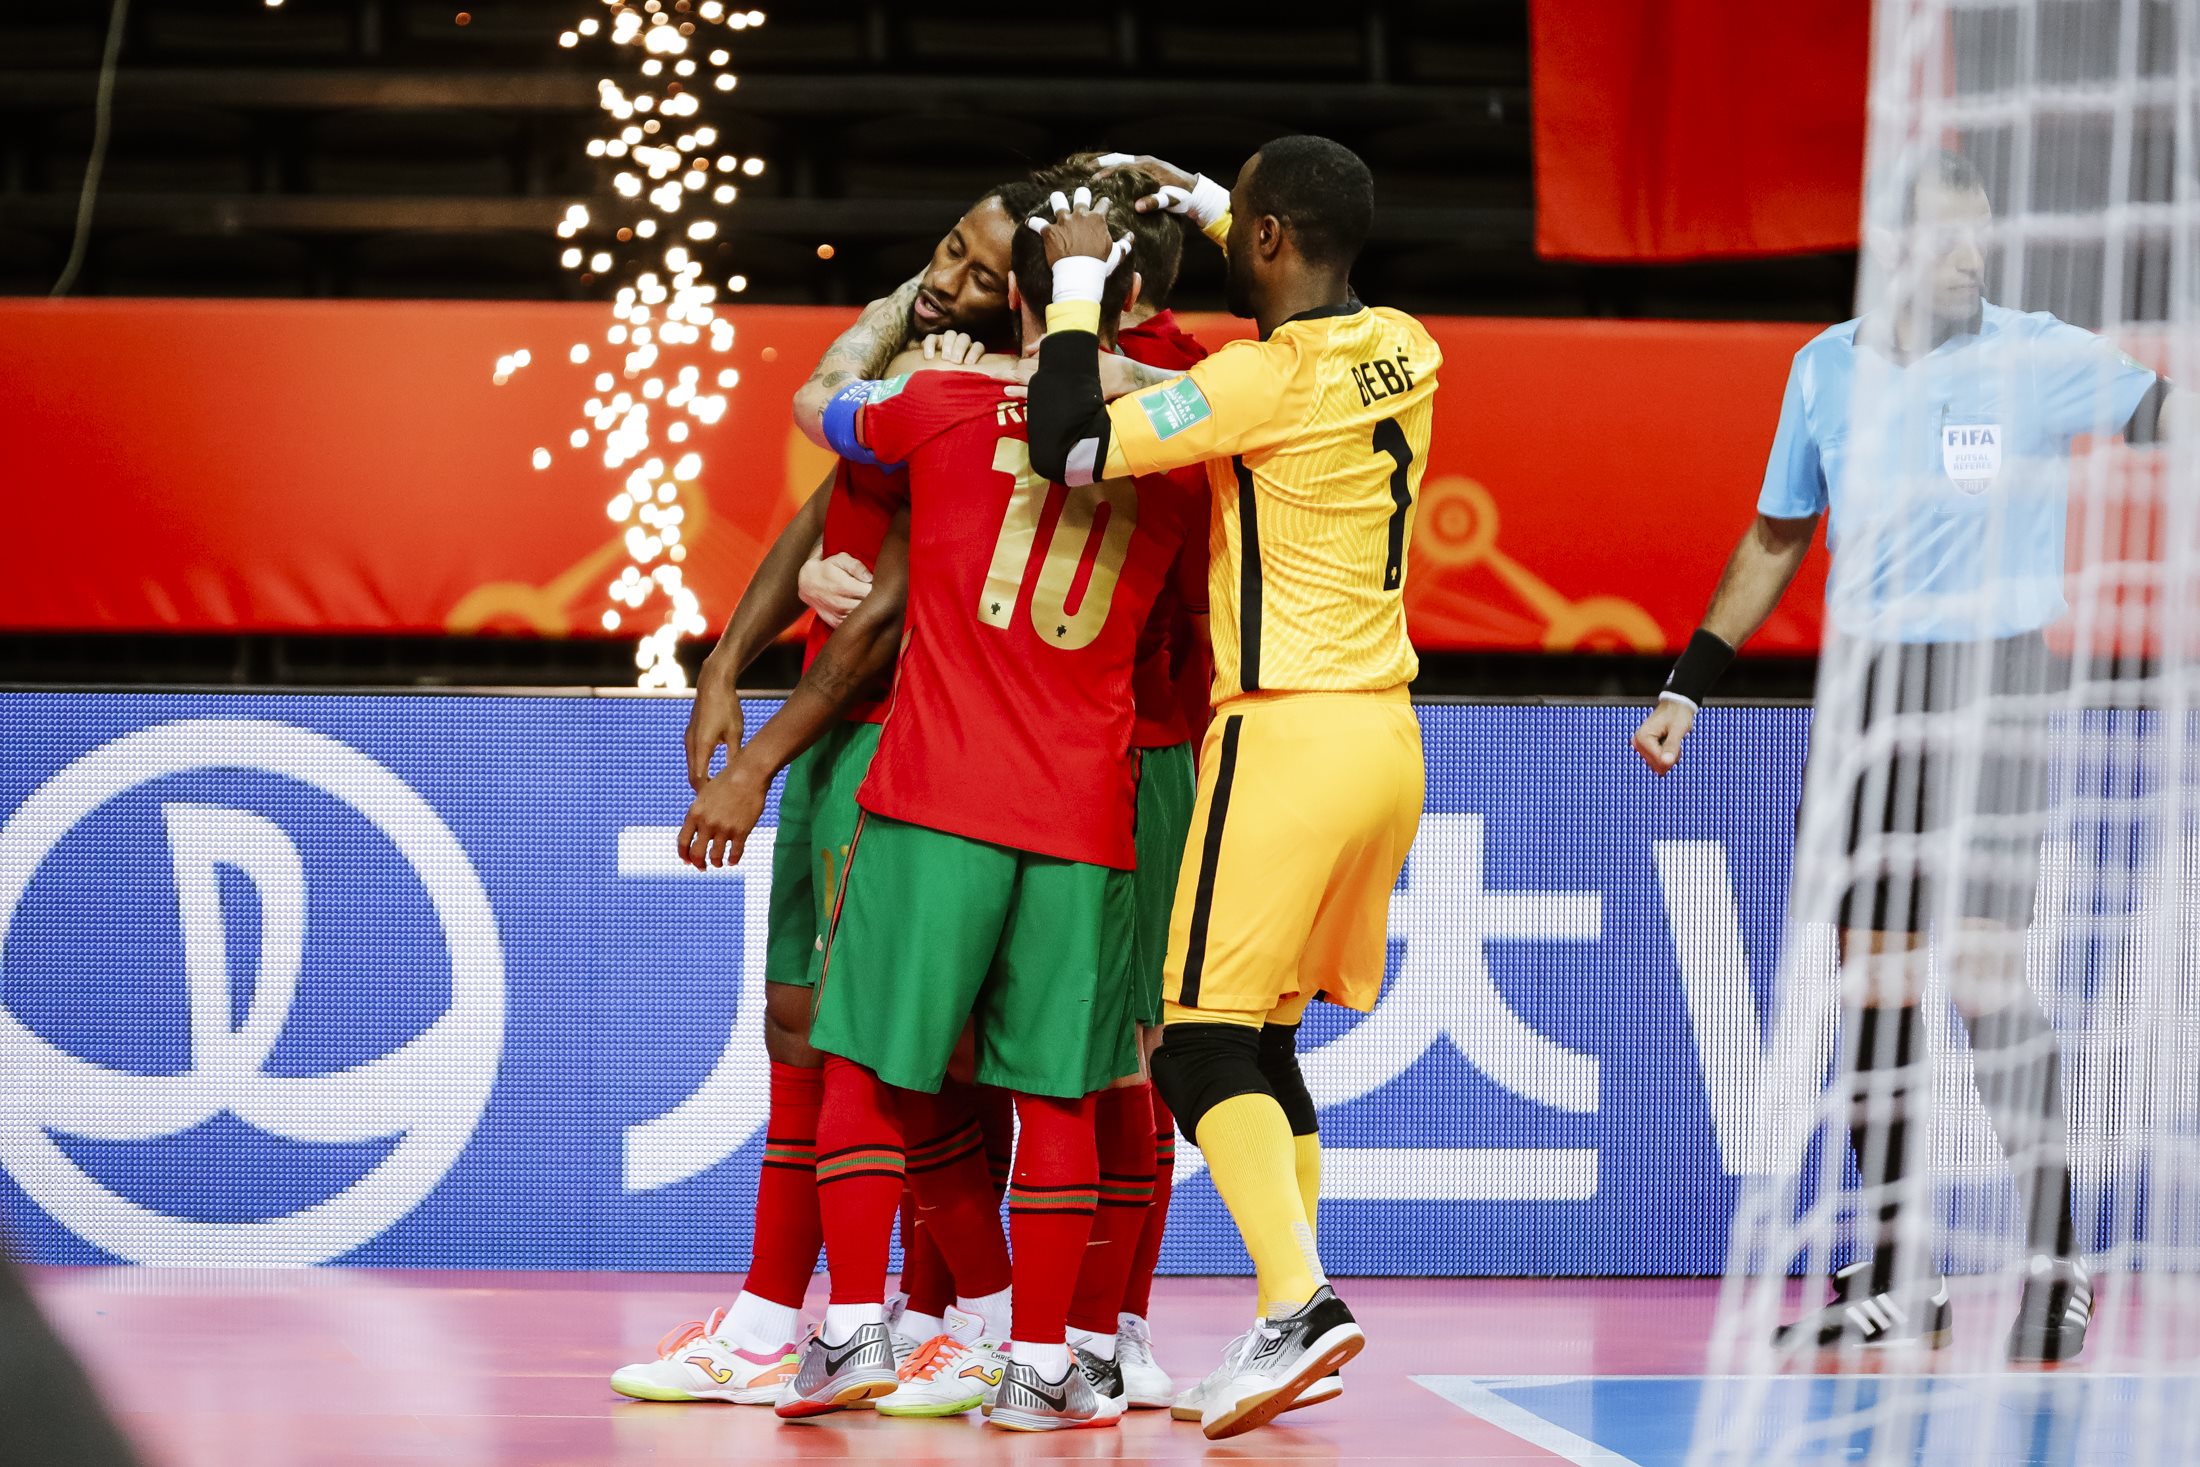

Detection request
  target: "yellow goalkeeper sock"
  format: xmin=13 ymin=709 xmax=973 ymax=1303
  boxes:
xmin=1197 ymin=1093 xmax=1323 ymax=1316
xmin=1294 ymin=1131 xmax=1321 ymax=1241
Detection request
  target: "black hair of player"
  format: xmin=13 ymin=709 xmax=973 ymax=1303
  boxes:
xmin=1246 ymin=134 xmax=1374 ymax=270
xmin=1033 ymin=154 xmax=1187 ymax=310
xmin=1009 ymin=185 xmax=1139 ymax=339
xmin=984 ymin=178 xmax=1048 ymax=225
xmin=1897 ymin=149 xmax=1988 ymax=225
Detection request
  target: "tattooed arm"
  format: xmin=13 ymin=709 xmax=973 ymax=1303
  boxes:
xmin=791 ymin=274 xmax=923 ymax=451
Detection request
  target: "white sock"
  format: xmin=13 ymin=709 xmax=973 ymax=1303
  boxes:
xmin=721 ymin=1291 xmax=803 ymax=1354
xmin=900 ymin=1309 xmax=945 ymax=1343
xmin=821 ymin=1302 xmax=884 ymax=1345
xmin=1010 ymin=1340 xmax=1073 ymax=1377
xmin=1066 ymin=1325 xmax=1116 ymax=1361
xmin=958 ymin=1288 xmax=1013 ymax=1341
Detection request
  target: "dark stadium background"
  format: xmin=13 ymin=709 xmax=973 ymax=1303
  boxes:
xmin=0 ymin=0 xmax=1835 ymax=696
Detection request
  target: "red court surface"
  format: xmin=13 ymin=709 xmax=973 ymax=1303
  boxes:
xmin=27 ymin=1269 xmax=2172 ymax=1466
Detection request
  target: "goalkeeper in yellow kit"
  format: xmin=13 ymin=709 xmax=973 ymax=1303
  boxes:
xmin=1026 ymin=136 xmax=1438 ymax=1440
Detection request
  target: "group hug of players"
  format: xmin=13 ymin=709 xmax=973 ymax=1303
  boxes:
xmin=608 ymin=136 xmax=1439 ymax=1437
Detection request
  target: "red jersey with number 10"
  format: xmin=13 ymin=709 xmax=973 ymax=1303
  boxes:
xmin=855 ymin=369 xmax=1202 ymax=869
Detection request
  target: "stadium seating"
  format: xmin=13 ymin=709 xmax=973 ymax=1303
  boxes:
xmin=0 ymin=0 xmax=1844 ymax=315
xmin=96 ymin=228 xmax=314 ymax=296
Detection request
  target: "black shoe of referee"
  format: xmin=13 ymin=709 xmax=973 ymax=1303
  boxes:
xmin=2008 ymin=1255 xmax=2092 ymax=1364
xmin=1774 ymin=1260 xmax=1953 ymax=1350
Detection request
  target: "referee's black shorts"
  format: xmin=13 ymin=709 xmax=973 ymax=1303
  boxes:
xmin=1802 ymin=630 xmax=2064 ymax=934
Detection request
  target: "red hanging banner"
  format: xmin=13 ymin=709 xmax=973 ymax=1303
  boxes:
xmin=1532 ymin=0 xmax=1870 ymax=262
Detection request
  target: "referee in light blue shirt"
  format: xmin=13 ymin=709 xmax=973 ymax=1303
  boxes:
xmin=1632 ymin=150 xmax=2185 ymax=1364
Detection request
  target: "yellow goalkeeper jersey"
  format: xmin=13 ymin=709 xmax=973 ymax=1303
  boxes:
xmin=1103 ymin=299 xmax=1440 ymax=700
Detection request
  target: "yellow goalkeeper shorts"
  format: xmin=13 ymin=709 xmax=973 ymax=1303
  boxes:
xmin=1163 ymin=687 xmax=1424 ymax=1016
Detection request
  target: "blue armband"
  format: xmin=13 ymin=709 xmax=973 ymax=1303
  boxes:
xmin=822 ymin=380 xmax=885 ymax=466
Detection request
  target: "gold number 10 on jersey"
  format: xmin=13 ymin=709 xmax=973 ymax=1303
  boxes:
xmin=979 ymin=437 xmax=1140 ymax=651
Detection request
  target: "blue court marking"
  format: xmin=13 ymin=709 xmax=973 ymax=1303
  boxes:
xmin=1415 ymin=1374 xmax=2183 ymax=1466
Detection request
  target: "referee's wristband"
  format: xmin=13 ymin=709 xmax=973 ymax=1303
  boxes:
xmin=1661 ymin=629 xmax=1737 ymax=709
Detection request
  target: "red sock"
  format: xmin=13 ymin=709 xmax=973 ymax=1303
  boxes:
xmin=743 ymin=1060 xmax=824 ymax=1309
xmin=977 ymin=1084 xmax=1016 ymax=1200
xmin=902 ymin=1084 xmax=1013 ymax=1300
xmin=815 ymin=1056 xmax=905 ymax=1306
xmin=1007 ymin=1091 xmax=1099 ymax=1347
xmin=1120 ymin=1091 xmax=1176 ymax=1319
xmin=1068 ymin=1085 xmax=1158 ymax=1336
xmin=897 ymin=1187 xmax=954 ymax=1320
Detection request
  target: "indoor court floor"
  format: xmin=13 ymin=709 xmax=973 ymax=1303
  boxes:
xmin=28 ymin=1269 xmax=2184 ymax=1466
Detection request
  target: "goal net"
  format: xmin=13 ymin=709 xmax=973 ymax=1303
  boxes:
xmin=1694 ymin=2 xmax=2200 ymax=1462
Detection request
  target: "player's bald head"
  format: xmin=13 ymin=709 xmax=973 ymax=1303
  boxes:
xmin=1241 ymin=135 xmax=1374 ymax=270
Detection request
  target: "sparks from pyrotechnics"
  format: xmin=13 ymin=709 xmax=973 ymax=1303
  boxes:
xmin=502 ymin=0 xmax=766 ymax=690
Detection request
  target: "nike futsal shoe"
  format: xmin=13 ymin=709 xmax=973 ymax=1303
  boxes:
xmin=1073 ymin=1344 xmax=1127 ymax=1408
xmin=877 ymin=1311 xmax=1004 ymax=1418
xmin=772 ymin=1323 xmax=899 ymax=1419
xmin=1199 ymin=1286 xmax=1367 ymax=1441
xmin=609 ymin=1308 xmax=798 ymax=1404
xmin=1774 ymin=1261 xmax=1953 ymax=1351
xmin=987 ymin=1357 xmax=1127 ymax=1432
xmin=1116 ymin=1314 xmax=1174 ymax=1409
xmin=2009 ymin=1255 xmax=2093 ymax=1364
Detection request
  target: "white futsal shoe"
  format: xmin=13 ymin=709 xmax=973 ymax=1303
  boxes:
xmin=609 ymin=1307 xmax=799 ymax=1404
xmin=1192 ymin=1287 xmax=1364 ymax=1440
xmin=987 ymin=1356 xmax=1127 ymax=1432
xmin=1116 ymin=1313 xmax=1175 ymax=1409
xmin=877 ymin=1307 xmax=1005 ymax=1417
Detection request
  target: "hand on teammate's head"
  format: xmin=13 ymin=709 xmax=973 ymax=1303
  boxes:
xmin=1092 ymin=152 xmax=1199 ymax=209
xmin=1028 ymin=187 xmax=1130 ymax=269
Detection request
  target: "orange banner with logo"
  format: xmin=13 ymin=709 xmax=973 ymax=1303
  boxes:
xmin=0 ymin=300 xmax=1831 ymax=654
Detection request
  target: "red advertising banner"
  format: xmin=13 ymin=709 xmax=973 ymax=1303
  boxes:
xmin=0 ymin=300 xmax=1830 ymax=654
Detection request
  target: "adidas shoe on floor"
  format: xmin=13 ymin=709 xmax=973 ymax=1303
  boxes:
xmin=2009 ymin=1255 xmax=2092 ymax=1364
xmin=1775 ymin=1260 xmax=1953 ymax=1351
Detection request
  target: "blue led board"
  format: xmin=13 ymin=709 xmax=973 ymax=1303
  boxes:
xmin=0 ymin=692 xmax=1811 ymax=1272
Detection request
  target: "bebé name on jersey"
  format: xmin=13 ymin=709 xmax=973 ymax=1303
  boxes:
xmin=1351 ymin=348 xmax=1420 ymax=407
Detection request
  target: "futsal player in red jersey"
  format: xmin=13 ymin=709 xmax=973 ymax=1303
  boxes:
xmin=613 ymin=185 xmax=1031 ymax=1407
xmin=1027 ymin=158 xmax=1215 ymax=1412
xmin=681 ymin=183 xmax=1200 ymax=1431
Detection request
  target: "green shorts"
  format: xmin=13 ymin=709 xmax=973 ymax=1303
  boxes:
xmin=1131 ymin=742 xmax=1197 ymax=1027
xmin=811 ymin=812 xmax=1138 ymax=1098
xmin=763 ymin=719 xmax=881 ymax=990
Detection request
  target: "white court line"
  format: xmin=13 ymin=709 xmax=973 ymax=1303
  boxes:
xmin=1412 ymin=1376 xmax=1645 ymax=1466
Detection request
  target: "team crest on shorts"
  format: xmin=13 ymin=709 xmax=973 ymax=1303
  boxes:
xmin=1941 ymin=422 xmax=2001 ymax=494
